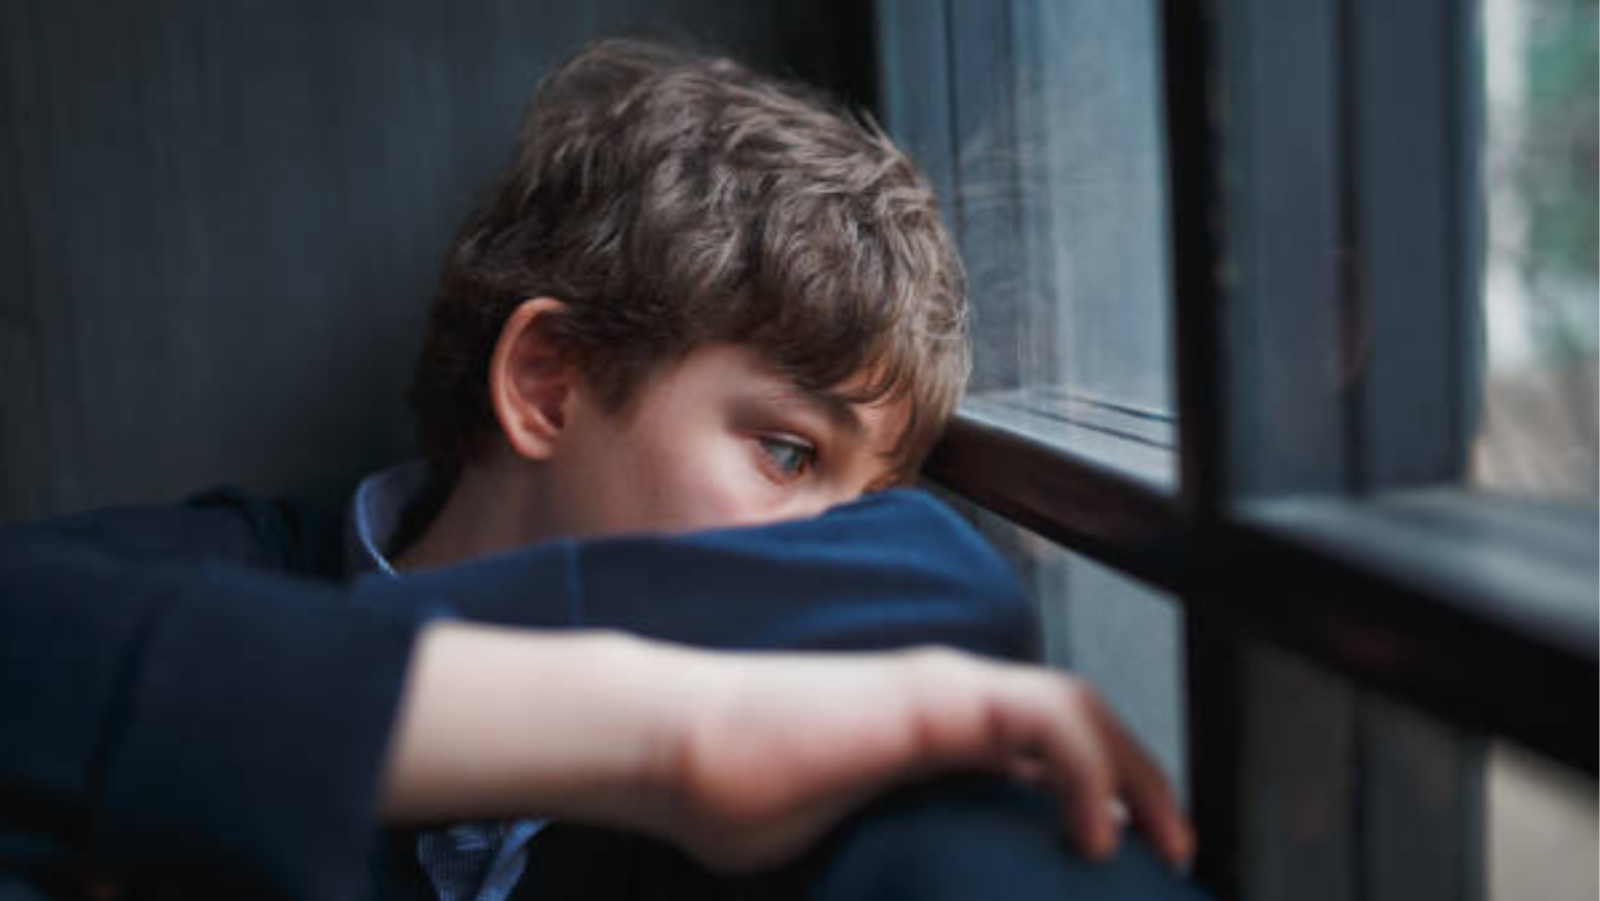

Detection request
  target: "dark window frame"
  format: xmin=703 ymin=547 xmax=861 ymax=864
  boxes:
xmin=881 ymin=0 xmax=1597 ymax=897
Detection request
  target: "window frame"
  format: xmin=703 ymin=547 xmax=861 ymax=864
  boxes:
xmin=881 ymin=0 xmax=1597 ymax=897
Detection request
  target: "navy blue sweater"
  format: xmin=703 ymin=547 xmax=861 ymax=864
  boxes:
xmin=0 ymin=487 xmax=1035 ymax=900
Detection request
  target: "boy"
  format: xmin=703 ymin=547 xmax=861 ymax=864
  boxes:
xmin=0 ymin=37 xmax=1197 ymax=901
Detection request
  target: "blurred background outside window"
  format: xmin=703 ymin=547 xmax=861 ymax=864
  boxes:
xmin=1473 ymin=0 xmax=1597 ymax=502
xmin=1475 ymin=1 xmax=1597 ymax=899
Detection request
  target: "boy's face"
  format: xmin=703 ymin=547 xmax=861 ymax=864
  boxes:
xmin=538 ymin=343 xmax=911 ymax=540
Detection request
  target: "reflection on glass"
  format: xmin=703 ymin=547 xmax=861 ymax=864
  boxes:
xmin=949 ymin=0 xmax=1176 ymax=487
xmin=1473 ymin=0 xmax=1598 ymax=502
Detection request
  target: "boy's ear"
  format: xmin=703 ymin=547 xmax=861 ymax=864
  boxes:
xmin=488 ymin=297 xmax=579 ymax=462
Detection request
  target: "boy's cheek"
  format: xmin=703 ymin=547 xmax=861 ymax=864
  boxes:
xmin=648 ymin=457 xmax=782 ymax=533
xmin=640 ymin=450 xmax=827 ymax=535
xmin=559 ymin=443 xmax=770 ymax=537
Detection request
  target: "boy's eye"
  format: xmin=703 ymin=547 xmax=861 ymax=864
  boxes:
xmin=756 ymin=436 xmax=817 ymax=480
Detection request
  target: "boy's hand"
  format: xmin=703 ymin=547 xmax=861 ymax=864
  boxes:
xmin=652 ymin=645 xmax=1194 ymax=871
xmin=383 ymin=626 xmax=1193 ymax=873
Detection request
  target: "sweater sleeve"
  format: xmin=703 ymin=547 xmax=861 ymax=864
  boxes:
xmin=0 ymin=514 xmax=420 ymax=901
xmin=0 ymin=487 xmax=1035 ymax=899
xmin=370 ymin=488 xmax=1040 ymax=661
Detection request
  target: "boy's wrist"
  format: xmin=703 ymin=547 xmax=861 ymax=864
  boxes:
xmin=573 ymin=630 xmax=683 ymax=811
xmin=499 ymin=628 xmax=713 ymax=839
xmin=597 ymin=633 xmax=723 ymax=839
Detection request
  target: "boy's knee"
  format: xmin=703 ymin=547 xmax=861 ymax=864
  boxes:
xmin=801 ymin=777 xmax=1212 ymax=901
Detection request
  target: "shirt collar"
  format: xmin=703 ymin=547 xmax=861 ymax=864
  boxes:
xmin=345 ymin=461 xmax=431 ymax=578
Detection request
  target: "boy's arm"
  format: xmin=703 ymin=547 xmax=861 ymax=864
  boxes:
xmin=0 ymin=517 xmax=419 ymax=901
xmin=383 ymin=623 xmax=1194 ymax=871
xmin=0 ymin=488 xmax=1181 ymax=898
xmin=380 ymin=488 xmax=1039 ymax=660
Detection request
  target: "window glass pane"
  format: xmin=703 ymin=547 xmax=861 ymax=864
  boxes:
xmin=880 ymin=0 xmax=1176 ymax=489
xmin=1473 ymin=0 xmax=1598 ymax=502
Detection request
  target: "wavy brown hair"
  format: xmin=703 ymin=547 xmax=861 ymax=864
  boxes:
xmin=408 ymin=37 xmax=968 ymax=490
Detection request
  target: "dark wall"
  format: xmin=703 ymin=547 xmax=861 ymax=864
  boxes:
xmin=0 ymin=0 xmax=874 ymax=520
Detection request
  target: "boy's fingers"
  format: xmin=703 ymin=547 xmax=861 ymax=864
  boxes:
xmin=1009 ymin=669 xmax=1192 ymax=866
xmin=1110 ymin=722 xmax=1193 ymax=865
xmin=1072 ymin=677 xmax=1195 ymax=867
xmin=915 ymin=655 xmax=1192 ymax=866
xmin=1015 ymin=676 xmax=1120 ymax=859
xmin=1004 ymin=754 xmax=1048 ymax=784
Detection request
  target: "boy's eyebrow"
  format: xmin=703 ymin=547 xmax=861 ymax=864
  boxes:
xmin=799 ymin=387 xmax=864 ymax=436
xmin=769 ymin=381 xmax=919 ymax=477
xmin=754 ymin=382 xmax=863 ymax=436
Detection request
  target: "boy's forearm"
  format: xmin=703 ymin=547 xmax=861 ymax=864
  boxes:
xmin=378 ymin=622 xmax=1195 ymax=873
xmin=379 ymin=623 xmax=684 ymax=832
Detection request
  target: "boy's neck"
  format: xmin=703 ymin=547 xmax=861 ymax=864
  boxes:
xmin=393 ymin=461 xmax=552 ymax=572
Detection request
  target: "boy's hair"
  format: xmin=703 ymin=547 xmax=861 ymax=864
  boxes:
xmin=408 ymin=37 xmax=968 ymax=487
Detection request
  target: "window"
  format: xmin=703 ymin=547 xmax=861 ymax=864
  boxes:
xmin=881 ymin=0 xmax=1186 ymax=813
xmin=879 ymin=0 xmax=1176 ymax=490
xmin=880 ymin=1 xmax=1597 ymax=899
